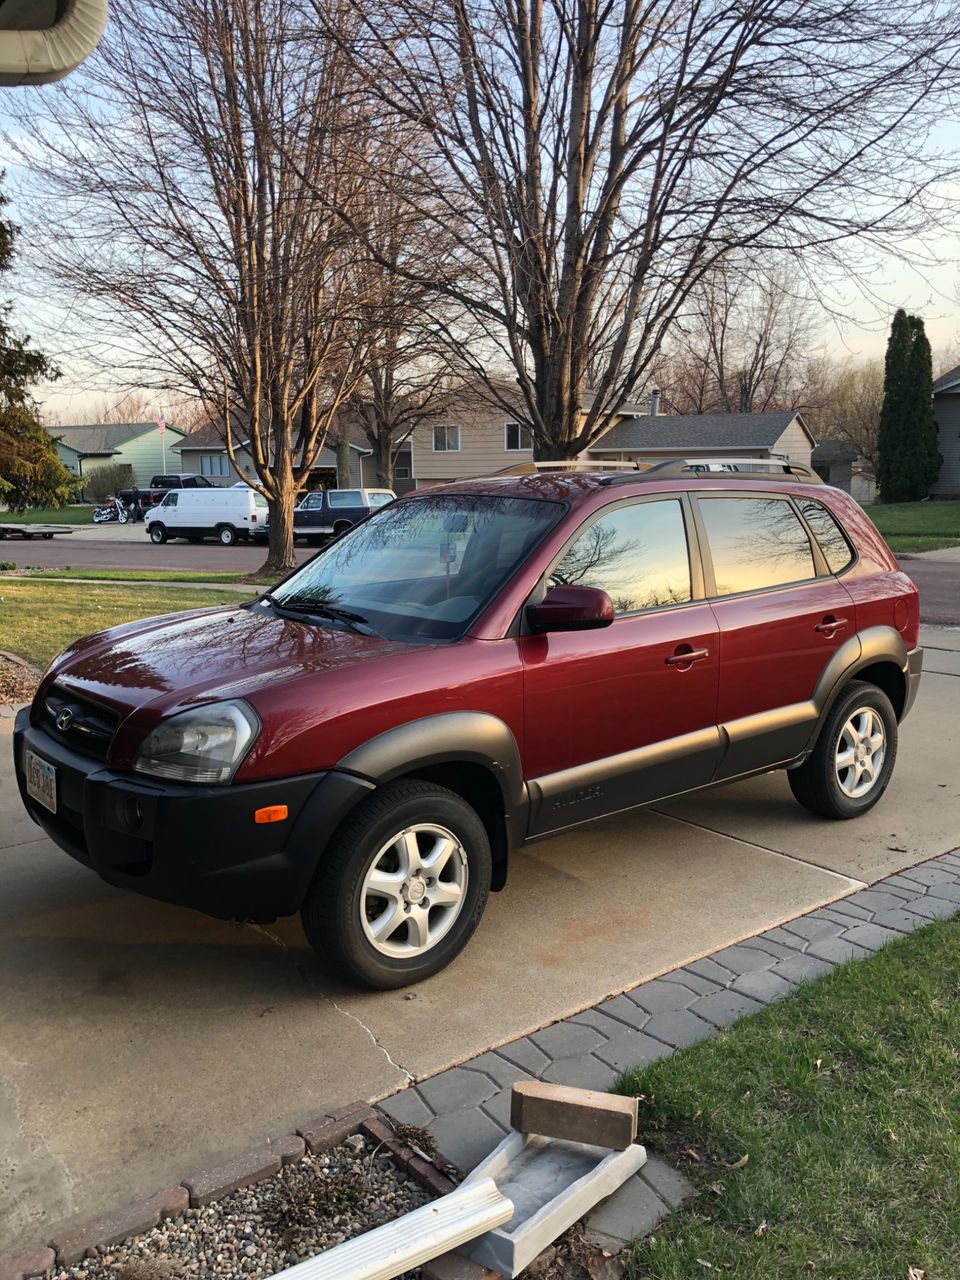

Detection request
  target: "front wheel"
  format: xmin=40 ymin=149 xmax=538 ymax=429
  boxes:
xmin=788 ymin=681 xmax=898 ymax=819
xmin=300 ymin=780 xmax=492 ymax=989
xmin=149 ymin=523 xmax=167 ymax=544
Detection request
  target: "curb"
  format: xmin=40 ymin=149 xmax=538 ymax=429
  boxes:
xmin=0 ymin=1104 xmax=433 ymax=1278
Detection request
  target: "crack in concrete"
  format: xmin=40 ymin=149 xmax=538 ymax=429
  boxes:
xmin=241 ymin=921 xmax=415 ymax=1086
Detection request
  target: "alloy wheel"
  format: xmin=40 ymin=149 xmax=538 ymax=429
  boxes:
xmin=835 ymin=707 xmax=886 ymax=799
xmin=359 ymin=823 xmax=468 ymax=959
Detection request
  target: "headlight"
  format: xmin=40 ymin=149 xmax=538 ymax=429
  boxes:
xmin=132 ymin=700 xmax=260 ymax=784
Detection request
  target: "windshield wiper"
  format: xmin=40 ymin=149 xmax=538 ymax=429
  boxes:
xmin=258 ymin=592 xmax=377 ymax=636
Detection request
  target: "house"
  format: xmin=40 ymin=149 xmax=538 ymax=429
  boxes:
xmin=171 ymin=421 xmax=371 ymax=488
xmin=54 ymin=421 xmax=187 ymax=492
xmin=584 ymin=401 xmax=816 ymax=469
xmin=932 ymin=364 xmax=960 ymax=497
xmin=811 ymin=440 xmax=876 ymax=505
xmin=396 ymin=383 xmax=532 ymax=493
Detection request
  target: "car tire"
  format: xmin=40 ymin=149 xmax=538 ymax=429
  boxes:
xmin=149 ymin=523 xmax=168 ymax=544
xmin=788 ymin=680 xmax=898 ymax=819
xmin=332 ymin=520 xmax=351 ymax=537
xmin=300 ymin=779 xmax=492 ymax=989
xmin=217 ymin=524 xmax=238 ymax=546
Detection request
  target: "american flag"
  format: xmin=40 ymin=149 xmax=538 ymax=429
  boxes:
xmin=157 ymin=413 xmax=166 ymax=436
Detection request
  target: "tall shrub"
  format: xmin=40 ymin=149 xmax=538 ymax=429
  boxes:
xmin=877 ymin=309 xmax=941 ymax=501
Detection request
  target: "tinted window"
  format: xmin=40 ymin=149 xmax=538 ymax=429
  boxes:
xmin=368 ymin=491 xmax=395 ymax=507
xmin=799 ymin=499 xmax=854 ymax=574
xmin=271 ymin=494 xmax=563 ymax=641
xmin=328 ymin=490 xmax=361 ymax=507
xmin=551 ymin=500 xmax=691 ymax=614
xmin=699 ymin=497 xmax=816 ymax=595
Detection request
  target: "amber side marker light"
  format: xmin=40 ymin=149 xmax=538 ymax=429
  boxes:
xmin=255 ymin=804 xmax=289 ymax=824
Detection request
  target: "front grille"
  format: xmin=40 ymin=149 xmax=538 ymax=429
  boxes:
xmin=40 ymin=684 xmax=120 ymax=762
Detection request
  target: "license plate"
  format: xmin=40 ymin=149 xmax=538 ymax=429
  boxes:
xmin=25 ymin=749 xmax=57 ymax=814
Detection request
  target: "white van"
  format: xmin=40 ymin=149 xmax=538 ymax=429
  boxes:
xmin=144 ymin=486 xmax=269 ymax=546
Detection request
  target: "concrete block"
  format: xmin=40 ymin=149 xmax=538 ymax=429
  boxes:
xmin=822 ymin=899 xmax=876 ymax=922
xmin=466 ymin=1053 xmax=534 ymax=1090
xmin=639 ymin=1156 xmax=694 ymax=1209
xmin=900 ymin=896 xmax=958 ymax=921
xmin=843 ymin=888 xmax=915 ymax=913
xmin=419 ymin=1068 xmax=499 ymax=1116
xmin=497 ymin=1038 xmax=551 ymax=1077
xmin=379 ymin=1088 xmax=435 ymax=1127
xmin=709 ymin=944 xmax=775 ymax=975
xmin=540 ymin=1053 xmax=620 ymax=1092
xmin=684 ymin=956 xmax=737 ymax=984
xmin=730 ymin=969 xmax=796 ymax=1005
xmin=592 ymin=1031 xmax=671 ymax=1075
xmin=597 ymin=995 xmax=652 ymax=1029
xmin=429 ymin=1107 xmax=506 ymax=1175
xmin=837 ymin=922 xmax=905 ymax=951
xmin=569 ymin=1006 xmax=638 ymax=1037
xmin=869 ymin=907 xmax=926 ymax=933
xmin=924 ymin=882 xmax=960 ymax=904
xmin=628 ymin=978 xmax=701 ymax=1014
xmin=690 ymin=989 xmax=764 ymax=1029
xmin=510 ymin=1081 xmax=637 ymax=1150
xmin=769 ymin=952 xmax=835 ymax=984
xmin=51 ymin=1186 xmax=188 ymax=1264
xmin=756 ymin=926 xmax=808 ymax=951
xmin=584 ymin=1173 xmax=668 ymax=1247
xmin=898 ymin=864 xmax=958 ymax=886
xmin=0 ymin=1249 xmax=55 ymax=1280
xmin=779 ymin=916 xmax=845 ymax=944
xmin=421 ymin=1254 xmax=503 ymax=1280
xmin=674 ymin=968 xmax=726 ymax=994
xmin=804 ymin=937 xmax=872 ymax=964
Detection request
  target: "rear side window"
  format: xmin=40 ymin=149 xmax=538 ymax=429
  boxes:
xmin=328 ymin=490 xmax=361 ymax=507
xmin=368 ymin=491 xmax=395 ymax=507
xmin=699 ymin=497 xmax=816 ymax=596
xmin=799 ymin=499 xmax=854 ymax=574
xmin=551 ymin=499 xmax=692 ymax=614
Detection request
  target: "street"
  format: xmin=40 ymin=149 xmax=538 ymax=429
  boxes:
xmin=896 ymin=553 xmax=960 ymax=626
xmin=1 ymin=625 xmax=958 ymax=1253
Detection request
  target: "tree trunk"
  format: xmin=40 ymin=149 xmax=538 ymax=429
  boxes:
xmin=337 ymin=431 xmax=352 ymax=487
xmin=260 ymin=470 xmax=298 ymax=577
xmin=375 ymin=434 xmax=393 ymax=486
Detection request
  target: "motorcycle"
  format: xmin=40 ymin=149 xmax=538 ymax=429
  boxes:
xmin=92 ymin=496 xmax=130 ymax=525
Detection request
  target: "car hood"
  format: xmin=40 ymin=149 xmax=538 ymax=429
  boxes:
xmin=40 ymin=603 xmax=418 ymax=717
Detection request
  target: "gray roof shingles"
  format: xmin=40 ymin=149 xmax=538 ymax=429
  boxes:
xmin=54 ymin=422 xmax=179 ymax=456
xmin=591 ymin=410 xmax=798 ymax=453
xmin=933 ymin=364 xmax=960 ymax=393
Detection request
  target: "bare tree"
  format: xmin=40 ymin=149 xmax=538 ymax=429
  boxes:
xmin=7 ymin=0 xmax=371 ymax=572
xmin=655 ymin=266 xmax=820 ymax=416
xmin=816 ymin=359 xmax=885 ymax=471
xmin=327 ymin=0 xmax=960 ymax=460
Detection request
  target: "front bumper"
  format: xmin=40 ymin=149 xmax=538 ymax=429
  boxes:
xmin=13 ymin=709 xmax=374 ymax=921
xmin=903 ymin=645 xmax=923 ymax=720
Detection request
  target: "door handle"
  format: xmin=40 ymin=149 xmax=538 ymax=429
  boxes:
xmin=665 ymin=646 xmax=710 ymax=667
xmin=815 ymin=616 xmax=848 ymax=634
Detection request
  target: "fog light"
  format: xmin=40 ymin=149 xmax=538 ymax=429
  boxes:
xmin=118 ymin=796 xmax=144 ymax=831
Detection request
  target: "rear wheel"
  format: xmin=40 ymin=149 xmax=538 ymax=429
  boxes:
xmin=788 ymin=681 xmax=897 ymax=819
xmin=332 ymin=520 xmax=351 ymax=538
xmin=300 ymin=780 xmax=492 ymax=989
xmin=149 ymin=523 xmax=167 ymax=544
xmin=217 ymin=524 xmax=237 ymax=546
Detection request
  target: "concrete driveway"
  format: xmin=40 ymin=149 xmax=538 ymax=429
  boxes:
xmin=2 ymin=625 xmax=959 ymax=1253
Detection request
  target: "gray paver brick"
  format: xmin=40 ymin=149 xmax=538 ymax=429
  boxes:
xmin=898 ymin=864 xmax=959 ymax=887
xmin=569 ymin=1006 xmax=638 ymax=1037
xmin=805 ymin=936 xmax=871 ymax=964
xmin=869 ymin=907 xmax=925 ymax=933
xmin=690 ymin=989 xmax=764 ymax=1028
xmin=497 ymin=1037 xmax=551 ymax=1077
xmin=780 ymin=916 xmax=845 ymax=944
xmin=379 ymin=1088 xmax=434 ymax=1127
xmin=736 ymin=936 xmax=807 ymax=961
xmin=684 ymin=956 xmax=736 ymax=985
xmin=418 ymin=1067 xmax=499 ymax=1116
xmin=463 ymin=1052 xmax=534 ymax=1090
xmin=770 ymin=952 xmax=836 ymax=984
xmin=837 ymin=922 xmax=906 ymax=952
xmin=541 ymin=1053 xmax=620 ymax=1091
xmin=428 ymin=1108 xmax=505 ymax=1175
xmin=709 ymin=944 xmax=776 ymax=975
xmin=924 ymin=882 xmax=960 ymax=905
xmin=878 ymin=874 xmax=929 ymax=896
xmin=598 ymin=995 xmax=653 ymax=1029
xmin=585 ymin=1172 xmax=669 ymax=1247
xmin=643 ymin=1009 xmax=714 ymax=1049
xmin=478 ymin=1088 xmax=514 ymax=1129
xmin=757 ymin=926 xmax=808 ymax=951
xmin=593 ymin=1030 xmax=672 ymax=1074
xmin=628 ymin=978 xmax=700 ymax=1013
xmin=821 ymin=899 xmax=875 ymax=922
xmin=900 ymin=895 xmax=958 ymax=921
xmin=844 ymin=888 xmax=920 ymax=914
xmin=675 ymin=968 xmax=726 ymax=994
xmin=730 ymin=968 xmax=796 ymax=1004
xmin=640 ymin=1156 xmax=694 ymax=1209
xmin=530 ymin=1020 xmax=607 ymax=1060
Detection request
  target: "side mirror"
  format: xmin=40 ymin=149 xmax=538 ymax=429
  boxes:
xmin=527 ymin=585 xmax=615 ymax=633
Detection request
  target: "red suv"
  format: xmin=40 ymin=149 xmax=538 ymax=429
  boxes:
xmin=14 ymin=465 xmax=921 ymax=988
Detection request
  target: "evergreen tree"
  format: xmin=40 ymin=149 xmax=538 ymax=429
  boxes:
xmin=876 ymin=308 xmax=941 ymax=501
xmin=0 ymin=178 xmax=72 ymax=512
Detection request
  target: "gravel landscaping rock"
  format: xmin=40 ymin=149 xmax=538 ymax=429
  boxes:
xmin=56 ymin=1136 xmax=431 ymax=1280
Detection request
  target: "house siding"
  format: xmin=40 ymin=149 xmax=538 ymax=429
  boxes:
xmin=771 ymin=419 xmax=813 ymax=467
xmin=107 ymin=427 xmax=187 ymax=487
xmin=174 ymin=442 xmax=366 ymax=488
xmin=410 ymin=403 xmax=531 ymax=484
xmin=932 ymin=391 xmax=960 ymax=497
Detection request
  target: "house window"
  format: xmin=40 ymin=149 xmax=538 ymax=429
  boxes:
xmin=199 ymin=453 xmax=229 ymax=477
xmin=395 ymin=465 xmax=411 ymax=479
xmin=433 ymin=424 xmax=460 ymax=452
xmin=505 ymin=422 xmax=532 ymax=451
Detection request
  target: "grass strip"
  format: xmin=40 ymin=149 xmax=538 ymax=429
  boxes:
xmin=616 ymin=916 xmax=960 ymax=1279
xmin=18 ymin=567 xmax=249 ymax=584
xmin=0 ymin=505 xmax=94 ymax=525
xmin=0 ymin=580 xmax=255 ymax=668
xmin=885 ymin=535 xmax=960 ymax=554
xmin=869 ymin=500 xmax=960 ymax=539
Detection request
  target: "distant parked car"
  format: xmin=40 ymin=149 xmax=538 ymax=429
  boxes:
xmin=253 ymin=487 xmax=397 ymax=545
xmin=144 ymin=485 xmax=268 ymax=545
xmin=117 ymin=473 xmax=217 ymax=514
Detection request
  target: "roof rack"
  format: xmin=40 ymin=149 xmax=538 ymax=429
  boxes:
xmin=600 ymin=457 xmax=823 ymax=485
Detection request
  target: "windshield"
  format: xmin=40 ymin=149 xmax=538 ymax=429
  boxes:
xmin=269 ymin=492 xmax=564 ymax=641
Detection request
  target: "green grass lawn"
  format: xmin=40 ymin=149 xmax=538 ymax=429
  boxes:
xmin=0 ymin=505 xmax=94 ymax=524
xmin=19 ymin=567 xmax=250 ymax=584
xmin=869 ymin=501 xmax=960 ymax=553
xmin=0 ymin=580 xmax=255 ymax=668
xmin=617 ymin=917 xmax=960 ymax=1280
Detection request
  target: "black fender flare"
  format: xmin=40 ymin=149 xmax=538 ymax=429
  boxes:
xmin=336 ymin=711 xmax=529 ymax=853
xmin=804 ymin=624 xmax=910 ymax=751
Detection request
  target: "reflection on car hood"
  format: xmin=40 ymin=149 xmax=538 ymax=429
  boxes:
xmin=43 ymin=604 xmax=416 ymax=716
